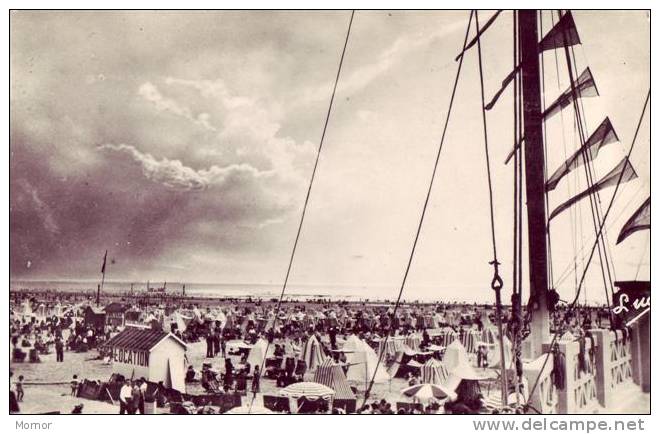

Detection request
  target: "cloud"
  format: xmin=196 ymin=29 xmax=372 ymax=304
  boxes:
xmin=98 ymin=143 xmax=272 ymax=191
xmin=138 ymin=81 xmax=218 ymax=131
xmin=297 ymin=19 xmax=466 ymax=105
xmin=16 ymin=179 xmax=60 ymax=235
xmin=160 ymin=76 xmax=316 ymax=177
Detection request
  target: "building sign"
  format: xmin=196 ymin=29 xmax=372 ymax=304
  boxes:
xmin=111 ymin=347 xmax=149 ymax=367
xmin=612 ymin=281 xmax=650 ymax=326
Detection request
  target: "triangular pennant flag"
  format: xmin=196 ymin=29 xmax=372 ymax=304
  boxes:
xmin=549 ymin=157 xmax=637 ymax=221
xmin=617 ymin=197 xmax=650 ymax=244
xmin=543 ymin=67 xmax=599 ymax=120
xmin=546 ymin=117 xmax=619 ymax=191
xmin=539 ymin=11 xmax=581 ymax=52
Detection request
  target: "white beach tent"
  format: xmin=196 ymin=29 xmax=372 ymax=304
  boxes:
xmin=173 ymin=312 xmax=190 ymax=332
xmin=22 ymin=300 xmax=33 ymax=317
xmin=486 ymin=334 xmax=513 ymax=369
xmin=343 ymin=335 xmax=390 ymax=385
xmin=246 ymin=338 xmax=269 ymax=370
xmin=444 ymin=361 xmax=495 ymax=392
xmin=443 ymin=340 xmax=469 ymax=373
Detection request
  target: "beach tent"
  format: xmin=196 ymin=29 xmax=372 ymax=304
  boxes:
xmin=343 ymin=335 xmax=390 ymax=384
xmin=478 ymin=327 xmax=498 ymax=346
xmin=301 ymin=335 xmax=325 ymax=372
xmin=443 ymin=340 xmax=469 ymax=373
xmin=246 ymin=338 xmax=268 ymax=370
xmin=22 ymin=300 xmax=33 ymax=317
xmin=421 ymin=359 xmax=449 ymax=385
xmin=213 ymin=309 xmax=227 ymax=328
xmin=314 ymin=358 xmax=356 ymax=400
xmin=444 ymin=361 xmax=495 ymax=392
xmin=461 ymin=328 xmax=480 ymax=353
xmin=404 ymin=335 xmax=422 ymax=351
xmin=486 ymin=335 xmax=513 ymax=369
xmin=172 ymin=312 xmax=189 ymax=332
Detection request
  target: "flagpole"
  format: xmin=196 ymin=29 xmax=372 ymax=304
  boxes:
xmin=98 ymin=250 xmax=108 ymax=307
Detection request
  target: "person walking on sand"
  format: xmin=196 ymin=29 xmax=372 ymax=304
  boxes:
xmin=206 ymin=332 xmax=214 ymax=358
xmin=131 ymin=381 xmax=141 ymax=414
xmin=55 ymin=337 xmax=64 ymax=362
xmin=136 ymin=378 xmax=147 ymax=414
xmin=10 ymin=371 xmax=20 ymax=413
xmin=251 ymin=365 xmax=261 ymax=395
xmin=119 ymin=379 xmax=132 ymax=414
xmin=70 ymin=375 xmax=79 ymax=396
xmin=15 ymin=375 xmax=24 ymax=402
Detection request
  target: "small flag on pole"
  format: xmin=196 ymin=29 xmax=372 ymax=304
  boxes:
xmin=101 ymin=250 xmax=108 ymax=274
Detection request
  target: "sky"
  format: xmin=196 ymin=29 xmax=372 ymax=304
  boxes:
xmin=9 ymin=10 xmax=650 ymax=302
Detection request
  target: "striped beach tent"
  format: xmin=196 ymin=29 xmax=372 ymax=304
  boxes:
xmin=301 ymin=335 xmax=325 ymax=371
xmin=460 ymin=329 xmax=479 ymax=353
xmin=404 ymin=335 xmax=422 ymax=351
xmin=314 ymin=358 xmax=355 ymax=400
xmin=420 ymin=359 xmax=449 ymax=385
xmin=439 ymin=328 xmax=458 ymax=347
xmin=480 ymin=327 xmax=497 ymax=346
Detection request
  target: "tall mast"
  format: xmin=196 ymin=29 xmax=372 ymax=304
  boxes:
xmin=519 ymin=10 xmax=550 ymax=358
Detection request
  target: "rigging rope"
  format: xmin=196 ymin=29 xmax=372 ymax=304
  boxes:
xmin=539 ymin=12 xmax=555 ymax=290
xmin=557 ymin=11 xmax=615 ymax=317
xmin=511 ymin=10 xmax=525 ymax=403
xmin=248 ymin=9 xmax=355 ymax=413
xmin=361 ymin=10 xmax=475 ymax=406
xmin=475 ymin=10 xmax=508 ymax=406
xmin=526 ymin=89 xmax=649 ymax=405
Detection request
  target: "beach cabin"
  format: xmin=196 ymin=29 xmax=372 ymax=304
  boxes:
xmin=104 ymin=327 xmax=187 ymax=391
xmin=104 ymin=302 xmax=128 ymax=327
xmin=83 ymin=306 xmax=106 ymax=330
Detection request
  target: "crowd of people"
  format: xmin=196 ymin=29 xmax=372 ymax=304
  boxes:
xmin=10 ymin=288 xmax=615 ymax=415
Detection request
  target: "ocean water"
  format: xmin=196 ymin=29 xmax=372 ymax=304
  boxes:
xmin=9 ymin=280 xmax=491 ymax=303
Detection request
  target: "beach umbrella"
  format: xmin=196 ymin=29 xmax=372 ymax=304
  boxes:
xmin=225 ymin=404 xmax=274 ymax=414
xmin=279 ymin=382 xmax=335 ymax=400
xmin=401 ymin=383 xmax=457 ymax=402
